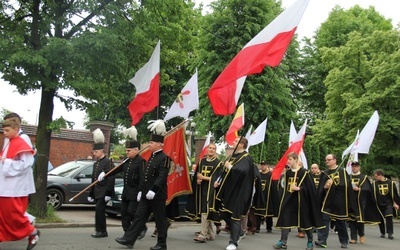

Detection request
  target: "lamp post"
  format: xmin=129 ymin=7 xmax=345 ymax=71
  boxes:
xmin=185 ymin=121 xmax=198 ymax=164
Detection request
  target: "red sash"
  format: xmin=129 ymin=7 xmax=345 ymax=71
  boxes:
xmin=1 ymin=136 xmax=34 ymax=159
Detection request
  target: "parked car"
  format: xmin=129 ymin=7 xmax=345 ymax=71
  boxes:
xmin=47 ymin=159 xmax=123 ymax=209
xmin=105 ymin=183 xmax=190 ymax=220
xmin=105 ymin=183 xmax=123 ymax=217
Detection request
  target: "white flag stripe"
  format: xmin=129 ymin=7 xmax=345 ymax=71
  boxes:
xmin=129 ymin=40 xmax=160 ymax=95
xmin=245 ymin=0 xmax=310 ymax=48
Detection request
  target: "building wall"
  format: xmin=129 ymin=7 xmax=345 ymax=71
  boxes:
xmin=0 ymin=121 xmax=113 ymax=167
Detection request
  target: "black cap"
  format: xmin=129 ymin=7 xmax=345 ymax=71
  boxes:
xmin=351 ymin=161 xmax=360 ymax=166
xmin=260 ymin=161 xmax=266 ymax=165
xmin=93 ymin=143 xmax=105 ymax=150
xmin=125 ymin=140 xmax=140 ymax=149
xmin=150 ymin=133 xmax=164 ymax=143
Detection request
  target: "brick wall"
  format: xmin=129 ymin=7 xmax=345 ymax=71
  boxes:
xmin=0 ymin=121 xmax=113 ymax=167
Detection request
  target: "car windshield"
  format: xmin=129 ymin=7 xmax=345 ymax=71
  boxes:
xmin=48 ymin=161 xmax=92 ymax=177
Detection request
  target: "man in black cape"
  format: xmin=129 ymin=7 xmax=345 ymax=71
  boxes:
xmin=348 ymin=161 xmax=380 ymax=244
xmin=373 ymin=169 xmax=400 ymax=240
xmin=273 ymin=152 xmax=324 ymax=250
xmin=186 ymin=143 xmax=222 ymax=242
xmin=316 ymin=154 xmax=359 ymax=249
xmin=215 ymin=137 xmax=256 ymax=250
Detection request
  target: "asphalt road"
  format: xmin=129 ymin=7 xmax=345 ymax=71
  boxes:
xmin=1 ymin=206 xmax=399 ymax=250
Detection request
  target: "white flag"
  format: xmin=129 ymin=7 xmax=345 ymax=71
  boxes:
xmin=342 ymin=130 xmax=360 ymax=160
xmin=342 ymin=110 xmax=379 ymax=159
xmin=164 ymin=69 xmax=199 ymax=121
xmin=248 ymin=118 xmax=268 ymax=148
xmin=245 ymin=125 xmax=253 ymax=140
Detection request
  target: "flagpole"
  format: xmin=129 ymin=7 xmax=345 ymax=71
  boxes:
xmin=69 ymin=119 xmax=189 ymax=202
xmin=259 ymin=142 xmax=265 ymax=163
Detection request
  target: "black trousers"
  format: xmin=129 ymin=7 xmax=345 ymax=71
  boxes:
xmin=379 ymin=205 xmax=394 ymax=235
xmin=95 ymin=198 xmax=107 ymax=233
xmin=121 ymin=199 xmax=139 ymax=231
xmin=379 ymin=216 xmax=394 ymax=235
xmin=318 ymin=213 xmax=349 ymax=245
xmin=349 ymin=220 xmax=364 ymax=240
xmin=124 ymin=198 xmax=168 ymax=247
xmin=221 ymin=212 xmax=243 ymax=246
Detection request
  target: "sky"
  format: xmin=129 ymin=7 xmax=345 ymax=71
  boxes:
xmin=0 ymin=0 xmax=398 ymax=129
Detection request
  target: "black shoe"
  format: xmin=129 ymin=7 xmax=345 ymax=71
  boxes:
xmin=150 ymin=245 xmax=167 ymax=250
xmin=388 ymin=234 xmax=394 ymax=240
xmin=115 ymin=237 xmax=133 ymax=249
xmin=341 ymin=244 xmax=348 ymax=249
xmin=91 ymin=231 xmax=108 ymax=238
xmin=27 ymin=230 xmax=40 ymax=250
xmin=267 ymin=229 xmax=272 ymax=233
xmin=138 ymin=226 xmax=148 ymax=240
xmin=380 ymin=234 xmax=385 ymax=238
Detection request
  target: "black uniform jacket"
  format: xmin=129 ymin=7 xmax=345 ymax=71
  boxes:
xmin=111 ymin=155 xmax=146 ymax=201
xmin=89 ymin=156 xmax=115 ymax=199
xmin=138 ymin=150 xmax=171 ymax=200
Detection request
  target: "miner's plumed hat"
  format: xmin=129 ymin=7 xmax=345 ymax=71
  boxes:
xmin=147 ymin=120 xmax=166 ymax=143
xmin=122 ymin=126 xmax=140 ymax=149
xmin=92 ymin=128 xmax=105 ymax=150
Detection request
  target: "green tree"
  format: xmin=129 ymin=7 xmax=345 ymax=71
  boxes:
xmin=299 ymin=5 xmax=393 ymax=125
xmin=0 ymin=0 xmax=201 ymax=216
xmin=264 ymin=132 xmax=280 ymax=164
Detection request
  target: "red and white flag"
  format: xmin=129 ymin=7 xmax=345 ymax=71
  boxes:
xmin=198 ymin=131 xmax=212 ymax=160
xmin=128 ymin=41 xmax=160 ymax=125
xmin=272 ymin=120 xmax=307 ymax=180
xmin=208 ymin=0 xmax=310 ymax=115
xmin=225 ymin=103 xmax=245 ymax=146
xmin=289 ymin=121 xmax=308 ymax=169
xmin=164 ymin=69 xmax=199 ymax=121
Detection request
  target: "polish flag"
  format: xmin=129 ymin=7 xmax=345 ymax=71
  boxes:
xmin=164 ymin=69 xmax=199 ymax=121
xmin=272 ymin=120 xmax=307 ymax=180
xmin=128 ymin=41 xmax=160 ymax=125
xmin=198 ymin=131 xmax=212 ymax=160
xmin=208 ymin=0 xmax=310 ymax=115
xmin=225 ymin=103 xmax=245 ymax=145
xmin=289 ymin=121 xmax=308 ymax=169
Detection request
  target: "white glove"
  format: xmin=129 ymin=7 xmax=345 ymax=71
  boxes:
xmin=98 ymin=172 xmax=106 ymax=181
xmin=105 ymin=196 xmax=111 ymax=202
xmin=137 ymin=192 xmax=142 ymax=202
xmin=87 ymin=197 xmax=94 ymax=202
xmin=146 ymin=191 xmax=156 ymax=200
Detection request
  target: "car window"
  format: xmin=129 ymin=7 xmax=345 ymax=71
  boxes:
xmin=48 ymin=161 xmax=92 ymax=177
xmin=78 ymin=166 xmax=93 ymax=178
